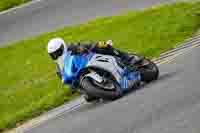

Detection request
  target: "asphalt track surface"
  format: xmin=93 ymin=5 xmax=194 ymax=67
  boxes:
xmin=0 ymin=0 xmax=176 ymax=46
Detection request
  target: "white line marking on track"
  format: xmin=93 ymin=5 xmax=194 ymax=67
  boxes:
xmin=0 ymin=0 xmax=42 ymax=16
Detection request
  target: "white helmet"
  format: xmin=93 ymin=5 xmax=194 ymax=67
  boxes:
xmin=47 ymin=38 xmax=66 ymax=60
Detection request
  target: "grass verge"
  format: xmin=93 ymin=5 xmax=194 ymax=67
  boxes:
xmin=0 ymin=2 xmax=200 ymax=131
xmin=0 ymin=0 xmax=31 ymax=12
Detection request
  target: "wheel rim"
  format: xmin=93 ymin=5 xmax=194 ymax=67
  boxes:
xmin=93 ymin=79 xmax=115 ymax=90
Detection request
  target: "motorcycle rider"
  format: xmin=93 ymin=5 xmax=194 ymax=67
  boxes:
xmin=47 ymin=38 xmax=141 ymax=89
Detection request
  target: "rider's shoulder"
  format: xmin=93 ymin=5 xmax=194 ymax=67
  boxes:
xmin=67 ymin=42 xmax=78 ymax=49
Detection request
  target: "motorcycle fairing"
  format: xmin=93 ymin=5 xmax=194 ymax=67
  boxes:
xmin=86 ymin=54 xmax=141 ymax=91
xmin=86 ymin=54 xmax=124 ymax=83
xmin=62 ymin=52 xmax=141 ymax=92
xmin=63 ymin=53 xmax=93 ymax=84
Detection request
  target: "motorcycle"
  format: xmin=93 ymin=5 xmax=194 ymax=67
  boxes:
xmin=63 ymin=51 xmax=159 ymax=102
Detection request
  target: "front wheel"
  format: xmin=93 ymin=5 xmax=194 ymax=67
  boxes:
xmin=80 ymin=77 xmax=122 ymax=101
xmin=83 ymin=93 xmax=97 ymax=102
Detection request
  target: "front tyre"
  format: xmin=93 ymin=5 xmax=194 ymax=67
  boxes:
xmin=83 ymin=93 xmax=97 ymax=102
xmin=80 ymin=77 xmax=122 ymax=101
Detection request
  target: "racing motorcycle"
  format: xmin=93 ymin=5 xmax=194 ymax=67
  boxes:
xmin=63 ymin=51 xmax=159 ymax=102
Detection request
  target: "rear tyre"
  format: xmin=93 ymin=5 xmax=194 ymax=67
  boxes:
xmin=139 ymin=59 xmax=159 ymax=83
xmin=80 ymin=77 xmax=122 ymax=101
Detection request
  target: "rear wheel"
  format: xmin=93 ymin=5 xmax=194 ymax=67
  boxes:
xmin=127 ymin=53 xmax=159 ymax=83
xmin=138 ymin=59 xmax=159 ymax=83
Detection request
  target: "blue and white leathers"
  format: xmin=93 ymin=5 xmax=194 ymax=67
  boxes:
xmin=61 ymin=51 xmax=141 ymax=93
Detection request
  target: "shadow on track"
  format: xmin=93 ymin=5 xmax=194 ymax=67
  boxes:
xmin=62 ymin=69 xmax=183 ymax=117
xmin=122 ymin=69 xmax=183 ymax=98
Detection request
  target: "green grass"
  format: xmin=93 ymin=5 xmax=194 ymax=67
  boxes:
xmin=0 ymin=0 xmax=31 ymax=12
xmin=0 ymin=2 xmax=200 ymax=131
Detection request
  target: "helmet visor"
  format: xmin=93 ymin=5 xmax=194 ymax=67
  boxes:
xmin=49 ymin=45 xmax=64 ymax=60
